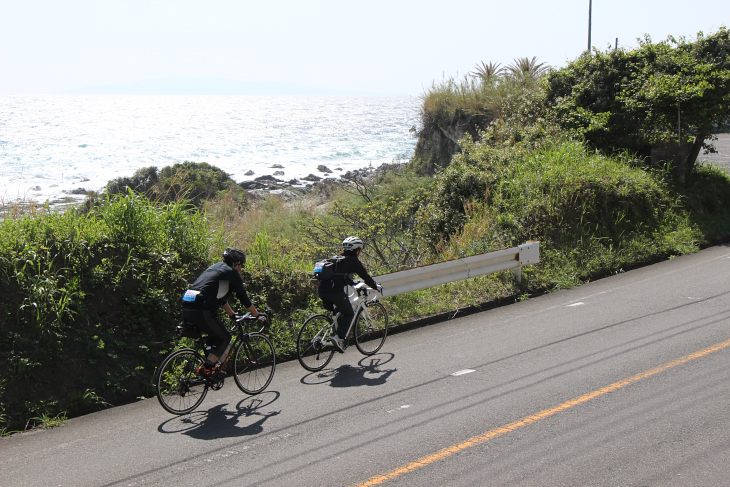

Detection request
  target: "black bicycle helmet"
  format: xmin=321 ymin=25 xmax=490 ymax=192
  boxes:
xmin=223 ymin=247 xmax=246 ymax=266
xmin=342 ymin=236 xmax=364 ymax=251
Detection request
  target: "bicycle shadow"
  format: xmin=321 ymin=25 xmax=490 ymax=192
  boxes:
xmin=157 ymin=391 xmax=281 ymax=440
xmin=300 ymin=353 xmax=397 ymax=388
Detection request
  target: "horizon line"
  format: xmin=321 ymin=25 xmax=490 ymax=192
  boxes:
xmin=47 ymin=76 xmax=412 ymax=97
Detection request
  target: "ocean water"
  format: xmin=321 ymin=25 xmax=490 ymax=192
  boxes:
xmin=0 ymin=94 xmax=420 ymax=203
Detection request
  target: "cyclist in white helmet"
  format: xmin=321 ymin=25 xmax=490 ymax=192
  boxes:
xmin=318 ymin=236 xmax=383 ymax=353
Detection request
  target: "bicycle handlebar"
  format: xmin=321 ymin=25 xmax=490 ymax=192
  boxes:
xmin=351 ymin=281 xmax=382 ymax=301
xmin=235 ymin=310 xmax=271 ymax=334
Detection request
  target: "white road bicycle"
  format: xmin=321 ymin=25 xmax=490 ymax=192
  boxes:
xmin=296 ymin=282 xmax=388 ymax=371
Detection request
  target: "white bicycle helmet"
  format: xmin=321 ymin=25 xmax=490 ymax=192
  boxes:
xmin=342 ymin=236 xmax=364 ymax=251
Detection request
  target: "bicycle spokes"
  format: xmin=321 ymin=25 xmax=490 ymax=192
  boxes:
xmin=297 ymin=315 xmax=336 ymax=372
xmin=233 ymin=333 xmax=276 ymax=395
xmin=354 ymin=301 xmax=388 ymax=355
xmin=155 ymin=349 xmax=208 ymax=415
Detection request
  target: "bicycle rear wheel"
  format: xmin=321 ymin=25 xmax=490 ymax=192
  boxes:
xmin=233 ymin=333 xmax=276 ymax=395
xmin=155 ymin=349 xmax=208 ymax=415
xmin=297 ymin=314 xmax=336 ymax=371
xmin=355 ymin=301 xmax=388 ymax=355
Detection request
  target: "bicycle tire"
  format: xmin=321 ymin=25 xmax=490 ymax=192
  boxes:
xmin=233 ymin=332 xmax=276 ymax=395
xmin=297 ymin=314 xmax=336 ymax=371
xmin=354 ymin=300 xmax=388 ymax=355
xmin=155 ymin=349 xmax=208 ymax=415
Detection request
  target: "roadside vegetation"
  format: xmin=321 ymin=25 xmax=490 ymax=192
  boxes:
xmin=2 ymin=28 xmax=730 ymax=434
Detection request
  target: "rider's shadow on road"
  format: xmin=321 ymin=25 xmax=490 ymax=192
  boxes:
xmin=301 ymin=353 xmax=397 ymax=388
xmin=158 ymin=391 xmax=280 ymax=440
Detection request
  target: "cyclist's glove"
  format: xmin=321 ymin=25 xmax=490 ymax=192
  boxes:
xmin=229 ymin=314 xmax=240 ymax=323
xmin=257 ymin=313 xmax=268 ymax=322
xmin=376 ymin=284 xmax=384 ymax=295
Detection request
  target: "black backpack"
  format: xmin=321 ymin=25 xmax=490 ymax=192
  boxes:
xmin=313 ymin=255 xmax=346 ymax=281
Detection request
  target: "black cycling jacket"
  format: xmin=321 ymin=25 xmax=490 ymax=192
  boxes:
xmin=181 ymin=261 xmax=253 ymax=310
xmin=317 ymin=254 xmax=378 ymax=293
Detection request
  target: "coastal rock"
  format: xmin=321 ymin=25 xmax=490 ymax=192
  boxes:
xmin=341 ymin=169 xmax=369 ymax=180
xmin=254 ymin=175 xmax=282 ymax=182
xmin=239 ymin=181 xmax=268 ymax=190
xmin=273 ymin=170 xmax=285 ymax=176
xmin=317 ymin=165 xmax=332 ymax=173
xmin=246 ymin=188 xmax=301 ymax=202
xmin=237 ymin=161 xmax=406 ymax=200
xmin=272 ymin=190 xmax=299 ymax=201
xmin=246 ymin=189 xmax=267 ymax=200
xmin=270 ymin=164 xmax=284 ymax=169
xmin=244 ymin=170 xmax=255 ymax=176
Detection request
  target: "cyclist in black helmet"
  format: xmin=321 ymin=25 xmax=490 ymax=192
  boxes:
xmin=318 ymin=236 xmax=383 ymax=353
xmin=181 ymin=247 xmax=267 ymax=377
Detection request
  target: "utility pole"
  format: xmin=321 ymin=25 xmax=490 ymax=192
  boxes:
xmin=588 ymin=0 xmax=592 ymax=53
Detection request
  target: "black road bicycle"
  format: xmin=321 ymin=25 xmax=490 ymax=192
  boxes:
xmin=155 ymin=312 xmax=276 ymax=415
xmin=296 ymin=282 xmax=388 ymax=372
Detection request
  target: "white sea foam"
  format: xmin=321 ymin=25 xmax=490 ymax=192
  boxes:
xmin=0 ymin=94 xmax=419 ymax=203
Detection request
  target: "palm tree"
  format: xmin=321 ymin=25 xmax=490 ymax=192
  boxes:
xmin=506 ymin=57 xmax=550 ymax=81
xmin=470 ymin=61 xmax=505 ymax=83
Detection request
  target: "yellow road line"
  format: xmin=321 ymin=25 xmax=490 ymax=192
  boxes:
xmin=353 ymin=338 xmax=730 ymax=487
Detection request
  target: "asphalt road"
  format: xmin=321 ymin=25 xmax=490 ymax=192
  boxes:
xmin=701 ymin=132 xmax=730 ymax=169
xmin=3 ymin=245 xmax=730 ymax=486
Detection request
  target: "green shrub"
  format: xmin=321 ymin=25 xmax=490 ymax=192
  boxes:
xmin=106 ymin=161 xmax=246 ymax=207
xmin=0 ymin=193 xmax=212 ymax=432
xmin=545 ymin=28 xmax=730 ymax=182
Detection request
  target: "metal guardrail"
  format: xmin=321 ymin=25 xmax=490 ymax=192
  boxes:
xmin=367 ymin=241 xmax=540 ymax=299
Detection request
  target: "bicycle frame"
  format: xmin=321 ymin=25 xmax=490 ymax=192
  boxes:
xmin=196 ymin=313 xmax=265 ymax=368
xmin=334 ymin=283 xmax=377 ymax=343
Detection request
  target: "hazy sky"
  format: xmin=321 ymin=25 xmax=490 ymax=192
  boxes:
xmin=1 ymin=0 xmax=728 ymax=96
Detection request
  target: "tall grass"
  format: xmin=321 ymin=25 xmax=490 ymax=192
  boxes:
xmin=0 ymin=192 xmax=212 ymax=433
xmin=420 ymin=74 xmax=543 ymax=124
xmin=436 ymin=139 xmax=723 ymax=291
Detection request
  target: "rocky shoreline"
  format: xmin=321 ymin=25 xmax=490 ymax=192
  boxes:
xmin=31 ymin=161 xmax=403 ymax=209
xmin=238 ymin=162 xmax=405 ymax=202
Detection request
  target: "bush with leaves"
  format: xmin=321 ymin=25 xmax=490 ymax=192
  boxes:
xmin=303 ymin=169 xmax=431 ymax=273
xmin=422 ymin=136 xmax=715 ymax=290
xmin=0 ymin=193 xmax=212 ymax=432
xmin=546 ymin=27 xmax=730 ymax=182
xmin=106 ymin=166 xmax=159 ymax=196
xmin=106 ymin=161 xmax=246 ymax=206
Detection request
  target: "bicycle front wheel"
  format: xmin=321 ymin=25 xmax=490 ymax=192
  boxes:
xmin=234 ymin=333 xmax=276 ymax=395
xmin=355 ymin=300 xmax=389 ymax=355
xmin=297 ymin=314 xmax=336 ymax=371
xmin=155 ymin=349 xmax=208 ymax=415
